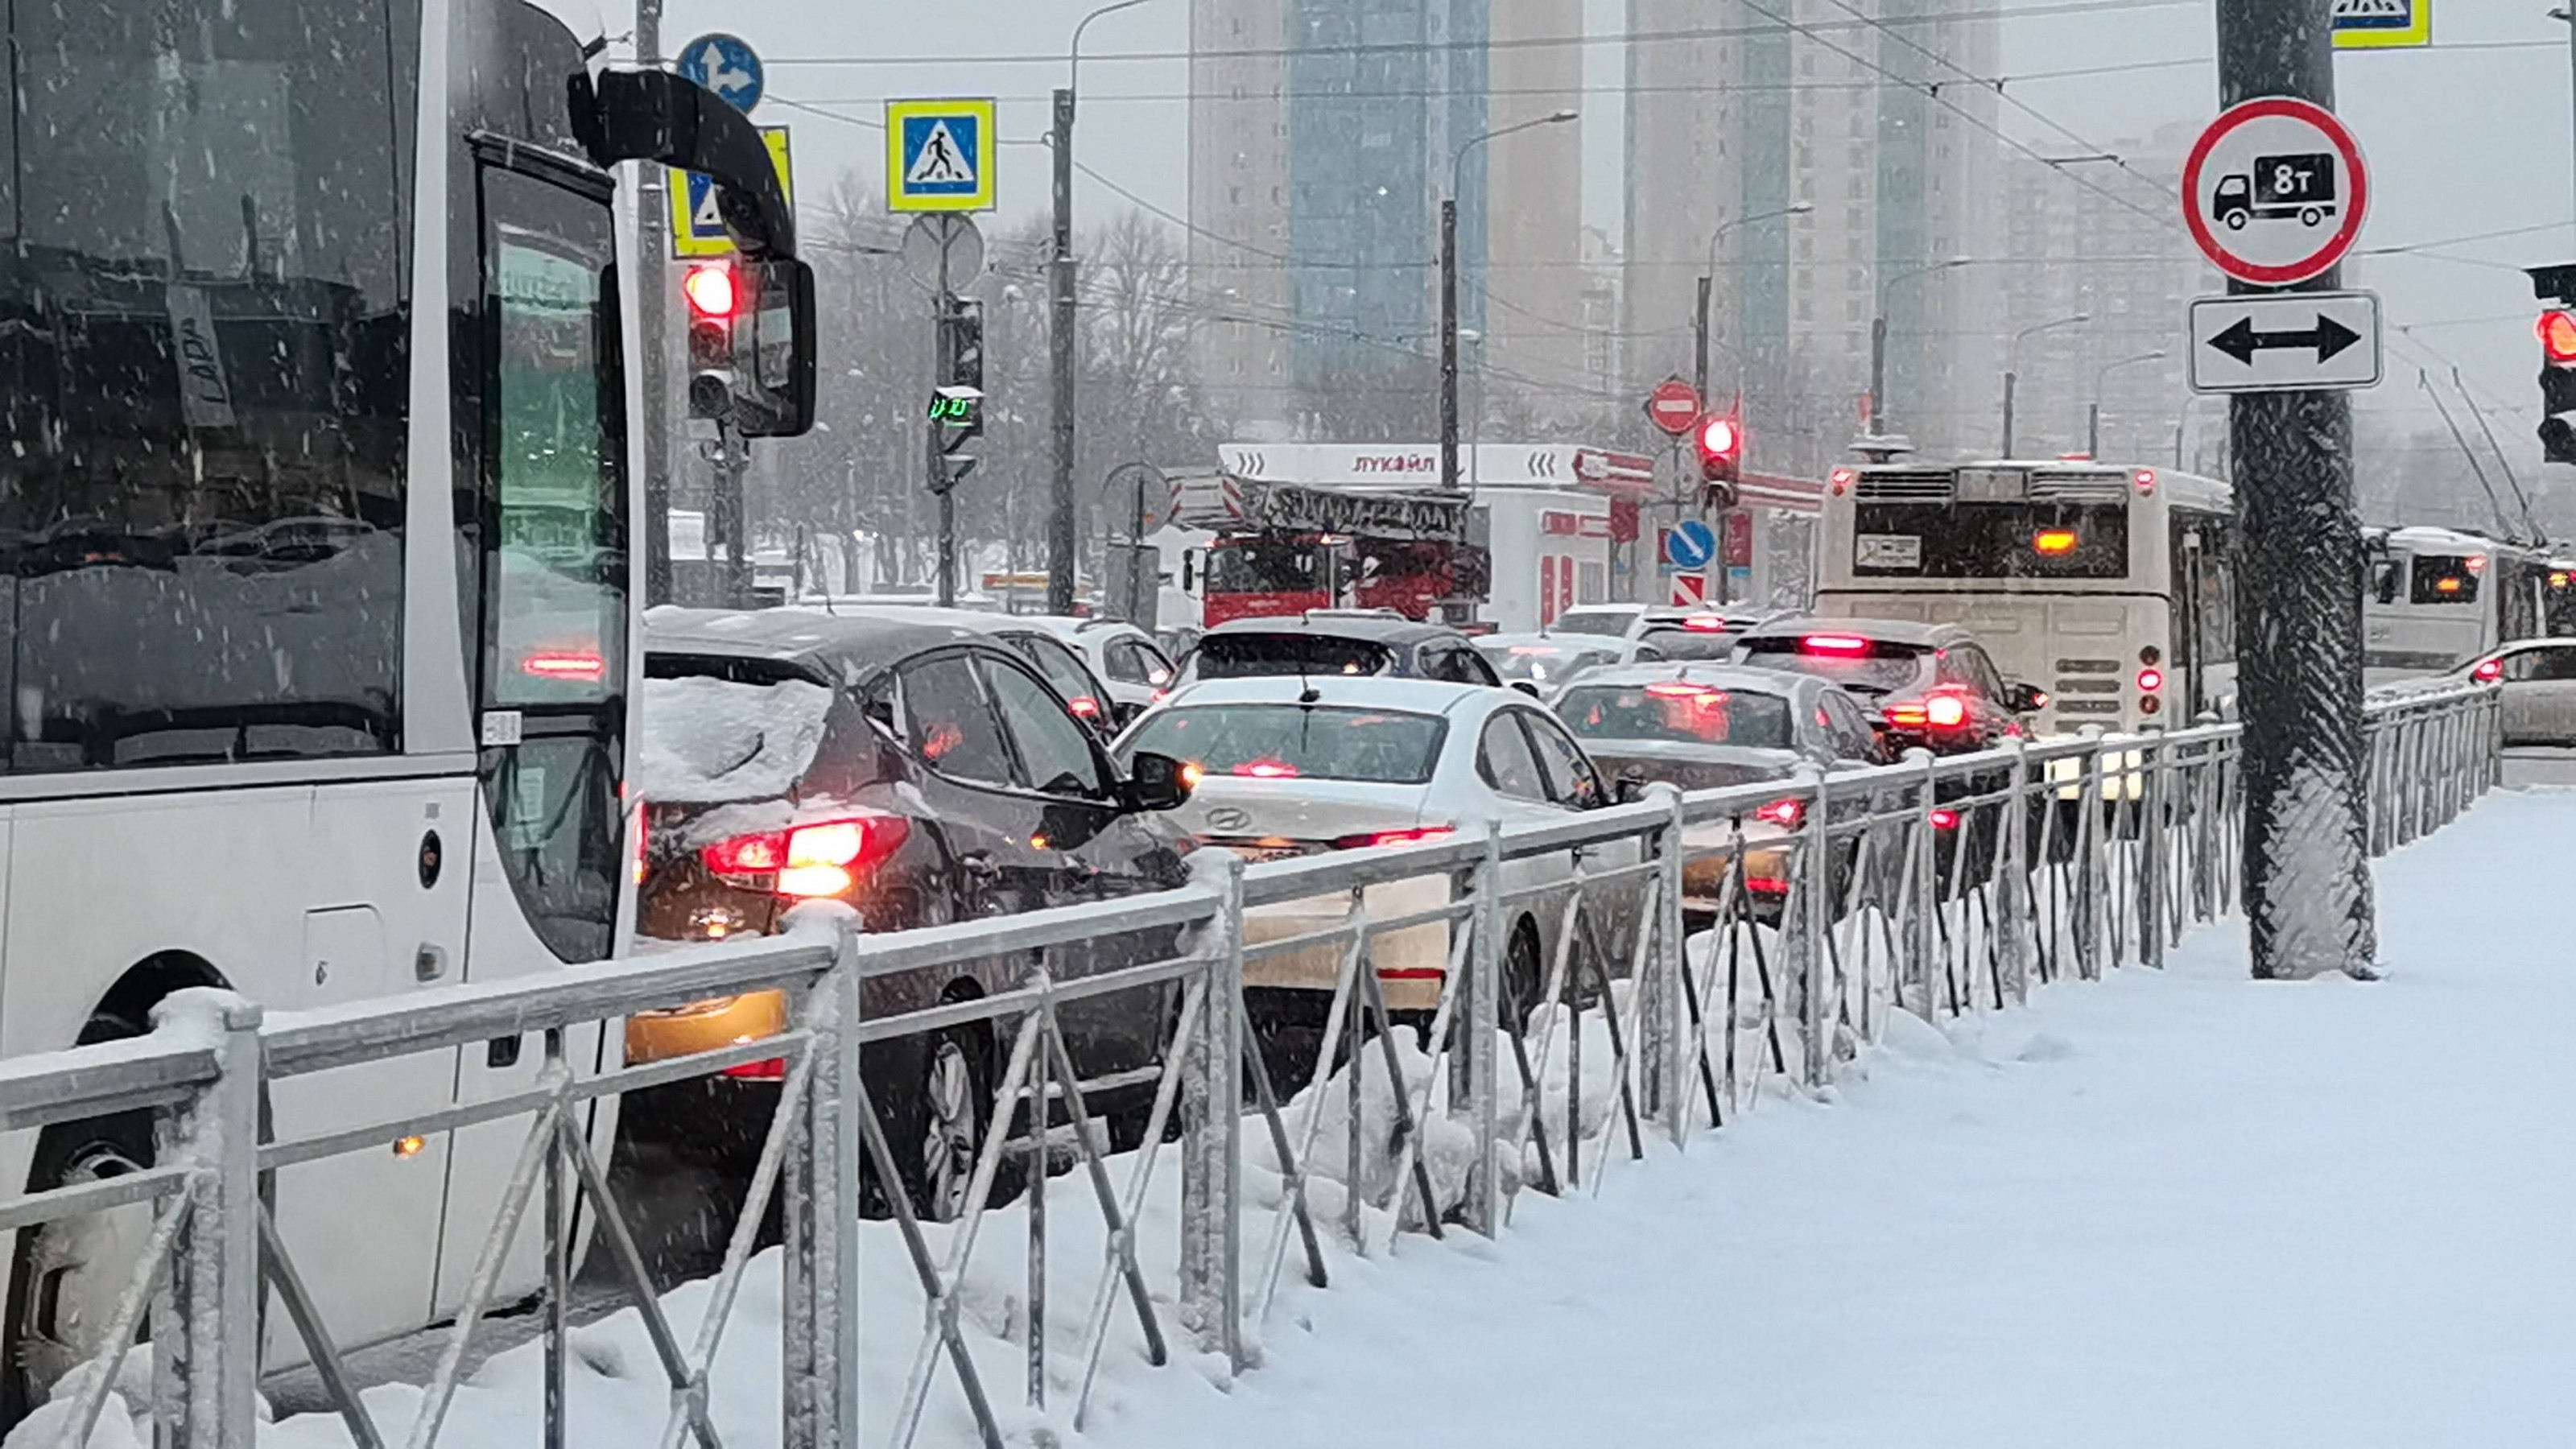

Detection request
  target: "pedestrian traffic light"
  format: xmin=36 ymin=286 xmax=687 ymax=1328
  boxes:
xmin=938 ymin=299 xmax=985 ymax=454
xmin=2541 ymin=309 xmax=2576 ymax=465
xmin=683 ymin=262 xmax=739 ymax=421
xmin=1695 ymin=413 xmax=1743 ymax=509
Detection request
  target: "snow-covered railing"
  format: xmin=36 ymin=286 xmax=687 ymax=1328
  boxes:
xmin=0 ymin=683 xmax=2498 ymax=1449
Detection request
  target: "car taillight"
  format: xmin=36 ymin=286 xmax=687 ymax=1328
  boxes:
xmin=700 ymin=815 xmax=911 ymax=898
xmin=1151 ymin=688 xmax=1171 ymax=703
xmin=1067 ymin=696 xmax=1101 ymax=718
xmin=1930 ymin=807 xmax=1961 ymax=831
xmin=1683 ymin=615 xmax=1727 ymax=632
xmin=721 ymin=1057 xmax=787 ymax=1080
xmin=1883 ymin=703 xmax=1927 ymax=728
xmin=2473 ymin=657 xmax=2504 ymax=683
xmin=1801 ymin=634 xmax=1869 ymax=654
xmin=2133 ymin=469 xmax=2157 ymax=496
xmin=1925 ymin=695 xmax=1968 ymax=728
xmin=1333 ymin=825 xmax=1455 ymax=849
xmin=2136 ymin=667 xmax=2164 ymax=693
xmin=1753 ymin=798 xmax=1805 ymax=828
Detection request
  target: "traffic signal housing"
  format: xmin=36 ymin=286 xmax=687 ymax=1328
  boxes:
xmin=683 ymin=262 xmax=737 ymax=422
xmin=2541 ymin=309 xmax=2576 ymax=465
xmin=1695 ymin=413 xmax=1743 ymax=509
xmin=938 ymin=299 xmax=985 ymax=455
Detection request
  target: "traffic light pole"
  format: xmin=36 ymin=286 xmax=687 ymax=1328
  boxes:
xmin=933 ymin=251 xmax=959 ymax=608
xmin=634 ymin=0 xmax=673 ymax=605
xmin=1047 ymin=87 xmax=1080 ymax=614
xmin=1439 ymin=196 xmax=1460 ymax=493
xmin=2217 ymin=0 xmax=2376 ymax=980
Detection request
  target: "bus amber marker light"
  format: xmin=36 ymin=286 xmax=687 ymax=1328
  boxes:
xmin=2033 ymin=529 xmax=2079 ymax=555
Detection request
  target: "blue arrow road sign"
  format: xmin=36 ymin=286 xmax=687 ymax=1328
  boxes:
xmin=1666 ymin=520 xmax=1716 ymax=570
xmin=679 ymin=33 xmax=763 ymax=114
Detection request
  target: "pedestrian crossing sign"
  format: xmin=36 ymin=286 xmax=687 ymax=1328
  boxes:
xmin=2331 ymin=0 xmax=2429 ymax=49
xmin=886 ymin=98 xmax=997 ymax=213
xmin=668 ymin=126 xmax=795 ymax=258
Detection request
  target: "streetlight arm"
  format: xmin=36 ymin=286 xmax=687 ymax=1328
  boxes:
xmin=1451 ymin=109 xmax=1579 ymax=199
xmin=1069 ymin=0 xmax=1153 ymax=110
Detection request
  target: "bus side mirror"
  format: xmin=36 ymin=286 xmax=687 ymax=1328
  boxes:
xmin=737 ymin=258 xmax=817 ymax=438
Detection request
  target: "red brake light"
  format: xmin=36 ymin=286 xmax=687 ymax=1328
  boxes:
xmin=522 ymin=650 xmax=605 ymax=682
xmin=1682 ymin=615 xmax=1727 ymax=632
xmin=1331 ymin=825 xmax=1455 ymax=850
xmin=1236 ymin=759 xmax=1301 ymax=778
xmin=2465 ymin=555 xmax=2488 ymax=573
xmin=2541 ymin=309 xmax=2576 ymax=363
xmin=1753 ymin=798 xmax=1805 ymax=829
xmin=1801 ymin=634 xmax=1869 ymax=655
xmin=2132 ymin=468 xmax=2157 ymax=496
xmin=1930 ymin=807 xmax=1961 ymax=831
xmin=683 ymin=263 xmax=737 ymax=318
xmin=2473 ymin=658 xmax=2504 ymax=683
xmin=1645 ymin=681 xmax=1707 ymax=697
xmin=1925 ymin=694 xmax=1968 ymax=728
xmin=1151 ymin=688 xmax=1171 ymax=703
xmin=2136 ymin=667 xmax=2164 ymax=692
xmin=721 ymin=1058 xmax=787 ymax=1081
xmin=1067 ymin=696 xmax=1100 ymax=718
xmin=700 ymin=815 xmax=910 ymax=898
xmin=1883 ymin=703 xmax=1929 ymax=728
xmin=1828 ymin=467 xmax=1855 ymax=495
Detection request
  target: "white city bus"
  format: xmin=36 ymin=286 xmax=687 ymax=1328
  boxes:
xmin=0 ymin=0 xmax=811 ymax=1416
xmin=1815 ymin=461 xmax=2237 ymax=733
xmin=2361 ymin=526 xmax=2557 ymax=687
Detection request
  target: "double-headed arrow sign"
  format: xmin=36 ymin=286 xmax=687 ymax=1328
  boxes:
xmin=2186 ymin=291 xmax=2382 ymax=394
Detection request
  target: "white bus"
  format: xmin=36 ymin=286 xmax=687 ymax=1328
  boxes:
xmin=2361 ymin=526 xmax=2557 ymax=687
xmin=0 ymin=0 xmax=811 ymax=1417
xmin=1814 ymin=461 xmax=2238 ymax=733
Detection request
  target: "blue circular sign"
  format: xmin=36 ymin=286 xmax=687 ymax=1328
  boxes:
xmin=679 ymin=33 xmax=764 ymax=114
xmin=1666 ymin=519 xmax=1716 ymax=569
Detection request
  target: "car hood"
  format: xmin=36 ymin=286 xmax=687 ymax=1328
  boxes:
xmin=1173 ymin=776 xmax=1435 ymax=849
xmin=1578 ymin=739 xmax=1805 ymax=793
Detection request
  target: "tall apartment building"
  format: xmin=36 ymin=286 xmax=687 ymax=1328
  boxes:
xmin=1620 ymin=0 xmax=2007 ymax=475
xmin=2000 ymin=122 xmax=2212 ymax=466
xmin=1187 ymin=0 xmax=1585 ymax=436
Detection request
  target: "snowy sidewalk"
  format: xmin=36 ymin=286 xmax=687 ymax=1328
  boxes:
xmin=1101 ymin=789 xmax=2576 ymax=1449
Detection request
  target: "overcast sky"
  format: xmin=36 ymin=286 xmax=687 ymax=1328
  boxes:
xmin=672 ymin=0 xmax=2576 ymax=429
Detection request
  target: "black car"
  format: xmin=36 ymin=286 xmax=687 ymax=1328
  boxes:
xmin=1732 ymin=618 xmax=2041 ymax=756
xmin=628 ymin=608 xmax=1195 ymax=1221
xmin=1177 ymin=611 xmax=1506 ymax=688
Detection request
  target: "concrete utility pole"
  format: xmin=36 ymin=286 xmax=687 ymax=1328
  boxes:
xmin=1048 ymin=85 xmax=1079 ymax=613
xmin=636 ymin=0 xmax=673 ymax=604
xmin=2217 ymin=0 xmax=2377 ymax=980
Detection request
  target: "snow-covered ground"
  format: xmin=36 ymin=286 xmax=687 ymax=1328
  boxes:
xmin=30 ymin=787 xmax=2567 ymax=1448
xmin=1098 ymin=786 xmax=2576 ymax=1448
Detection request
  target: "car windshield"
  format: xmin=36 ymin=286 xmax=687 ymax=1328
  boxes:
xmin=1638 ymin=627 xmax=1738 ymax=661
xmin=1548 ymin=611 xmax=1632 ymax=638
xmin=1120 ymin=704 xmax=1446 ymax=784
xmin=1556 ymin=684 xmax=1795 ymax=749
xmin=1479 ymin=642 xmax=1618 ymax=685
xmin=1190 ymin=633 xmax=1394 ymax=679
xmin=1738 ymin=638 xmax=1931 ymax=696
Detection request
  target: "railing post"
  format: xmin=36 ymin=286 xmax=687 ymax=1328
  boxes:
xmin=2139 ymin=724 xmax=2166 ymax=970
xmin=784 ymin=927 xmax=863 ymax=1449
xmin=1782 ymin=765 xmax=1827 ymax=1088
xmin=1803 ymin=765 xmax=1836 ymax=1080
xmin=2000 ymin=737 xmax=2033 ymax=1005
xmin=2074 ymin=727 xmax=2104 ymax=980
xmin=1642 ymin=790 xmax=1688 ymax=1143
xmin=1179 ymin=861 xmax=1245 ymax=1369
xmin=153 ymin=991 xmax=262 ymax=1449
xmin=1463 ymin=820 xmax=1504 ymax=1235
xmin=1903 ymin=749 xmax=1938 ymax=1017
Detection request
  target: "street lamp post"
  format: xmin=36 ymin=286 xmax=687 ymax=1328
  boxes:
xmin=1693 ymin=200 xmax=1814 ymax=407
xmin=2088 ymin=349 xmax=2169 ymax=460
xmin=1048 ymin=0 xmax=1158 ymax=614
xmin=1868 ymin=255 xmax=1972 ymax=440
xmin=1442 ymin=110 xmax=1578 ymax=494
xmin=2002 ymin=312 xmax=2090 ymax=458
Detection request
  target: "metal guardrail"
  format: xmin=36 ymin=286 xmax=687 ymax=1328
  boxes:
xmin=0 ymin=681 xmax=2500 ymax=1449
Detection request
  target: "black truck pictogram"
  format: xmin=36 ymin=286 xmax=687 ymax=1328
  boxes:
xmin=2211 ymin=151 xmax=2337 ymax=230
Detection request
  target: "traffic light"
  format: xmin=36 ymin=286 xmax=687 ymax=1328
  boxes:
xmin=683 ymin=261 xmax=739 ymax=421
xmin=1694 ymin=412 xmax=1743 ymax=509
xmin=937 ymin=298 xmax=985 ymax=455
xmin=2541 ymin=309 xmax=2576 ymax=464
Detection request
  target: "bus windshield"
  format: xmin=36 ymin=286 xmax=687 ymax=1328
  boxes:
xmin=1852 ymin=502 xmax=2130 ymax=580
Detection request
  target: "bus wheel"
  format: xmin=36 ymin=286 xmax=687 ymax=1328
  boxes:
xmin=3 ymin=1077 xmax=158 ymax=1420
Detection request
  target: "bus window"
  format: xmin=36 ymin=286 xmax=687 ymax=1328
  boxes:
xmin=2409 ymin=556 xmax=2481 ymax=605
xmin=2370 ymin=559 xmax=2402 ymax=605
xmin=0 ymin=0 xmax=414 ymax=772
xmin=1852 ymin=502 xmax=2130 ymax=580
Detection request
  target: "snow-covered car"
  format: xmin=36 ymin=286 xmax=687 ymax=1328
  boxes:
xmin=2455 ymin=639 xmax=2576 ymax=745
xmin=1032 ymin=615 xmax=1179 ymax=726
xmin=1113 ymin=676 xmax=1645 ymax=1064
xmin=1473 ymin=632 xmax=1668 ymax=699
xmin=1553 ymin=664 xmax=1884 ymax=923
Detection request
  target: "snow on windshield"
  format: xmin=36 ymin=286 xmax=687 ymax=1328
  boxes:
xmin=636 ymin=675 xmax=832 ymax=803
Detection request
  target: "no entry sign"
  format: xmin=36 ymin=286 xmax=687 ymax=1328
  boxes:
xmin=2182 ymin=97 xmax=2369 ymax=286
xmin=1645 ymin=377 xmax=1703 ymax=437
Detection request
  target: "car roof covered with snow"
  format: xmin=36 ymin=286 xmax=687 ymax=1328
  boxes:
xmin=1149 ymin=674 xmax=1500 ymax=717
xmin=643 ymin=605 xmax=995 ymax=684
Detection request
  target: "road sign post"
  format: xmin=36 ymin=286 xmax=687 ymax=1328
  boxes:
xmin=2207 ymin=7 xmax=2378 ymax=981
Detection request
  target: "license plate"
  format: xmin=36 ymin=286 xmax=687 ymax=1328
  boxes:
xmin=1221 ymin=843 xmax=1308 ymax=864
xmin=1857 ymin=534 xmax=1922 ymax=569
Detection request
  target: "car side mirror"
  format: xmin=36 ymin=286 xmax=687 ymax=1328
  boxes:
xmin=2005 ymin=681 xmax=2049 ymax=714
xmin=1511 ymin=680 xmax=1542 ymax=698
xmin=1121 ymin=751 xmax=1194 ymax=812
xmin=1613 ymin=774 xmax=1649 ymax=805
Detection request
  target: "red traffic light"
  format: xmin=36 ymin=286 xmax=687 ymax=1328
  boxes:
xmin=2541 ymin=310 xmax=2576 ymax=365
xmin=683 ymin=263 xmax=737 ymax=319
xmin=1696 ymin=415 xmax=1741 ymax=460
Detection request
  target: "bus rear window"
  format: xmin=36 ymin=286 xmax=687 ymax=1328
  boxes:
xmin=2409 ymin=556 xmax=2481 ymax=605
xmin=1853 ymin=502 xmax=2130 ymax=580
